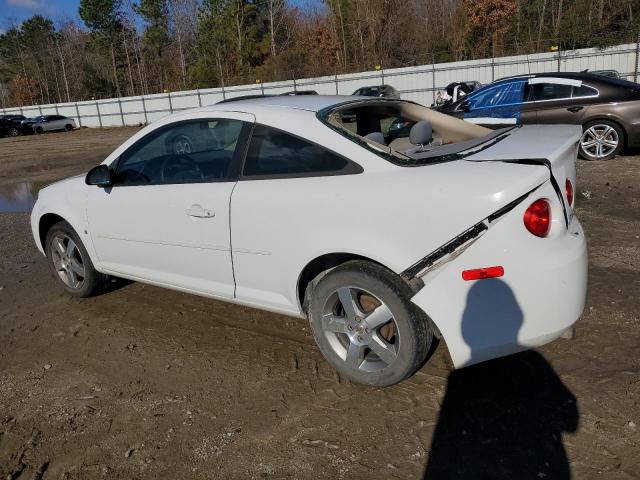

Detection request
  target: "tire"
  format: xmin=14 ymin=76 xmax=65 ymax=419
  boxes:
xmin=65 ymin=124 xmax=73 ymax=132
xmin=8 ymin=127 xmax=19 ymax=137
xmin=35 ymin=126 xmax=44 ymax=134
xmin=307 ymin=260 xmax=433 ymax=386
xmin=579 ymin=120 xmax=624 ymax=161
xmin=45 ymin=221 xmax=106 ymax=298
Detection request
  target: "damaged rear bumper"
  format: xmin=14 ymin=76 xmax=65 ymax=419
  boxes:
xmin=410 ymin=197 xmax=588 ymax=369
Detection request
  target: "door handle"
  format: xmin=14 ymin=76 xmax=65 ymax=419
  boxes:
xmin=185 ymin=204 xmax=215 ymax=218
xmin=567 ymin=106 xmax=584 ymax=113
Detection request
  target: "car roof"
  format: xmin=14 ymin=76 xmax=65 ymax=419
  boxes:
xmin=496 ymin=71 xmax=625 ymax=83
xmin=205 ymin=94 xmax=365 ymax=113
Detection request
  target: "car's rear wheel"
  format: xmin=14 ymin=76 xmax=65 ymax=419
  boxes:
xmin=45 ymin=221 xmax=106 ymax=297
xmin=35 ymin=126 xmax=44 ymax=134
xmin=8 ymin=127 xmax=19 ymax=137
xmin=579 ymin=120 xmax=623 ymax=161
xmin=308 ymin=260 xmax=433 ymax=386
xmin=65 ymin=124 xmax=73 ymax=132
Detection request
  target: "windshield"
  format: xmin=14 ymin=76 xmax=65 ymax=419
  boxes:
xmin=319 ymin=100 xmax=509 ymax=166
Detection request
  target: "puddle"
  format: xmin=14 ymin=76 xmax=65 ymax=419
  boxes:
xmin=0 ymin=182 xmax=46 ymax=213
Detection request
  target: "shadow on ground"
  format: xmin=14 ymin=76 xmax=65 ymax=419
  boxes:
xmin=423 ymin=279 xmax=579 ymax=479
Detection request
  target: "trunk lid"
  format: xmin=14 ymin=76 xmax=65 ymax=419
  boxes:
xmin=465 ymin=124 xmax=580 ymax=222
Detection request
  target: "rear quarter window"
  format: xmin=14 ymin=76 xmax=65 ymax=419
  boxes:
xmin=242 ymin=125 xmax=361 ymax=178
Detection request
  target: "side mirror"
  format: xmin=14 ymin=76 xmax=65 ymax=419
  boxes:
xmin=85 ymin=164 xmax=113 ymax=187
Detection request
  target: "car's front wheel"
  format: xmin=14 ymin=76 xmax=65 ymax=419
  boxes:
xmin=308 ymin=260 xmax=433 ymax=386
xmin=579 ymin=120 xmax=623 ymax=160
xmin=8 ymin=127 xmax=19 ymax=137
xmin=45 ymin=221 xmax=106 ymax=297
xmin=65 ymin=124 xmax=73 ymax=132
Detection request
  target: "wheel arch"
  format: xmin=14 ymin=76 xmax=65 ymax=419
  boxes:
xmin=38 ymin=213 xmax=67 ymax=252
xmin=296 ymin=252 xmax=422 ymax=314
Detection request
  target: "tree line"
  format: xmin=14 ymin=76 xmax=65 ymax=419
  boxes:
xmin=1 ymin=0 xmax=639 ymax=108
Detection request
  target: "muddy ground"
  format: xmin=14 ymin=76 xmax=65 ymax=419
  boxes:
xmin=0 ymin=128 xmax=638 ymax=479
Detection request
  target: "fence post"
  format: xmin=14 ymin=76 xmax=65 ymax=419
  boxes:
xmin=380 ymin=66 xmax=385 ymax=85
xmin=557 ymin=44 xmax=562 ymax=72
xmin=431 ymin=53 xmax=436 ymax=106
xmin=118 ymin=97 xmax=125 ymax=126
xmin=167 ymin=92 xmax=173 ymax=113
xmin=55 ymin=103 xmax=59 ymax=115
xmin=38 ymin=104 xmax=43 ymax=115
xmin=334 ymin=73 xmax=339 ymax=94
xmin=260 ymin=82 xmax=265 ymax=95
xmin=141 ymin=95 xmax=148 ymax=124
xmin=196 ymin=89 xmax=202 ymax=107
xmin=96 ymin=100 xmax=103 ymax=128
xmin=634 ymin=32 xmax=640 ymax=83
xmin=75 ymin=102 xmax=82 ymax=128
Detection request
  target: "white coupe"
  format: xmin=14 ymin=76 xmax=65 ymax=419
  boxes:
xmin=30 ymin=96 xmax=587 ymax=386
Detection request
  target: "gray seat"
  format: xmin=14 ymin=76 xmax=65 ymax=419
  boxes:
xmin=364 ymin=131 xmax=386 ymax=145
xmin=409 ymin=121 xmax=433 ymax=146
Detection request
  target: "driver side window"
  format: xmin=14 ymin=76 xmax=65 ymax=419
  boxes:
xmin=115 ymin=119 xmax=244 ymax=186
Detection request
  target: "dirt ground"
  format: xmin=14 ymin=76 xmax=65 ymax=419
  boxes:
xmin=0 ymin=128 xmax=638 ymax=479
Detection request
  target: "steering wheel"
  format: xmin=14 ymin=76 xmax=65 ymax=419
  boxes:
xmin=160 ymin=154 xmax=204 ymax=183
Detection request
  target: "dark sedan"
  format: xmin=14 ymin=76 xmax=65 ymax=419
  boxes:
xmin=0 ymin=114 xmax=26 ymax=137
xmin=352 ymin=84 xmax=400 ymax=99
xmin=436 ymin=73 xmax=640 ymax=160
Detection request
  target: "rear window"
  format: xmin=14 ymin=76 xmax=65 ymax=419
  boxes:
xmin=320 ymin=100 xmax=513 ymax=166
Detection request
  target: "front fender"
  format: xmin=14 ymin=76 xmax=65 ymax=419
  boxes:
xmin=30 ymin=176 xmax=98 ymax=266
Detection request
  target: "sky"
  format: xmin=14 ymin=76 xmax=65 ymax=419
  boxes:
xmin=1 ymin=0 xmax=81 ymax=30
xmin=0 ymin=0 xmax=323 ymax=33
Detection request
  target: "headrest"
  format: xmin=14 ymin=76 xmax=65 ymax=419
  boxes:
xmin=409 ymin=121 xmax=433 ymax=145
xmin=364 ymin=131 xmax=386 ymax=145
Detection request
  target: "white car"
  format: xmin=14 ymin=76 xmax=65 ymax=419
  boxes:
xmin=30 ymin=96 xmax=588 ymax=386
xmin=28 ymin=115 xmax=76 ymax=134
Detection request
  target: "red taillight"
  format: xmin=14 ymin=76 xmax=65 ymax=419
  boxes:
xmin=565 ymin=178 xmax=573 ymax=206
xmin=462 ymin=266 xmax=504 ymax=281
xmin=523 ymin=199 xmax=551 ymax=237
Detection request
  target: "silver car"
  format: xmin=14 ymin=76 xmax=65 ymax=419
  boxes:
xmin=30 ymin=115 xmax=76 ymax=134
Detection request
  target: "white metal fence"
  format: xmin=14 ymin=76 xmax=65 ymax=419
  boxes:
xmin=3 ymin=42 xmax=639 ymax=128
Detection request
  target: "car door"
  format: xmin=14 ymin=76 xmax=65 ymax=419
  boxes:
xmin=526 ymin=78 xmax=591 ymax=125
xmin=230 ymin=124 xmax=363 ymax=313
xmin=86 ymin=113 xmax=253 ymax=298
xmin=41 ymin=116 xmax=55 ymax=131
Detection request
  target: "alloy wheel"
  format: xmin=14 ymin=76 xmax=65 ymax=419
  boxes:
xmin=580 ymin=124 xmax=619 ymax=159
xmin=51 ymin=233 xmax=86 ymax=290
xmin=321 ymin=286 xmax=399 ymax=372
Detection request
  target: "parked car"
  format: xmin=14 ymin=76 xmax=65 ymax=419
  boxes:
xmin=342 ymin=85 xmax=401 ymax=123
xmin=433 ymin=81 xmax=482 ymax=107
xmin=436 ymin=72 xmax=640 ymax=160
xmin=23 ymin=115 xmax=76 ymax=134
xmin=352 ymin=85 xmax=400 ymax=99
xmin=31 ymin=95 xmax=587 ymax=386
xmin=0 ymin=114 xmax=26 ymax=137
xmin=590 ymin=69 xmax=621 ymax=79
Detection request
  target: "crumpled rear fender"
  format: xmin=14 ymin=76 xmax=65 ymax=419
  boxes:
xmin=410 ymin=181 xmax=588 ymax=369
